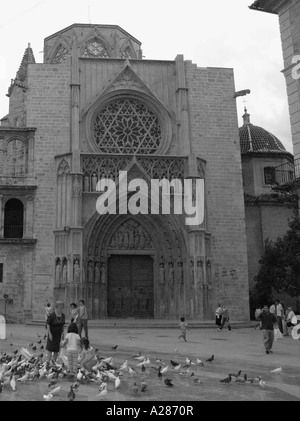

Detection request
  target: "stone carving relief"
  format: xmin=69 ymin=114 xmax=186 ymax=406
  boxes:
xmin=62 ymin=258 xmax=68 ymax=285
xmin=109 ymin=220 xmax=153 ymax=250
xmin=72 ymin=175 xmax=82 ymax=198
xmin=159 ymin=259 xmax=165 ymax=285
xmin=55 ymin=258 xmax=61 ymax=284
xmin=82 ymin=155 xmax=185 ymax=192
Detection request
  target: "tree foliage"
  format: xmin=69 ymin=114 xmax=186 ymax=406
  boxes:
xmin=251 ymin=216 xmax=300 ymax=308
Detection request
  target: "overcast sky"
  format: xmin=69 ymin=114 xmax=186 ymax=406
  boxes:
xmin=0 ymin=0 xmax=294 ymax=153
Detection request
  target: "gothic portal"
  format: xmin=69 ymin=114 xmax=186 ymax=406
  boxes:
xmin=0 ymin=24 xmax=250 ymax=321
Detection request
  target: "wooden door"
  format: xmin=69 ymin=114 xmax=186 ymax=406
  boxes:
xmin=107 ymin=255 xmax=153 ymax=318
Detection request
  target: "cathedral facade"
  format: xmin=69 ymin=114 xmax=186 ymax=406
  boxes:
xmin=0 ymin=24 xmax=249 ymax=322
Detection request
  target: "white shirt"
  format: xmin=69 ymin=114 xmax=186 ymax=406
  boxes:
xmin=65 ymin=332 xmax=81 ymax=351
xmin=287 ymin=311 xmax=295 ymax=321
xmin=270 ymin=304 xmax=275 ymax=314
xmin=276 ymin=303 xmax=283 ymax=317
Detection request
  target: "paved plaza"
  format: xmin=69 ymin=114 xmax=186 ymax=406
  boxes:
xmin=0 ymin=322 xmax=299 ymax=401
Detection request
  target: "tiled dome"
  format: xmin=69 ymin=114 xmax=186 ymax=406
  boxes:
xmin=239 ymin=108 xmax=287 ymax=154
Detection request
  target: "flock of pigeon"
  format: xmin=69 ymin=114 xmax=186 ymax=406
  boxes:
xmin=0 ymin=333 xmax=283 ymax=401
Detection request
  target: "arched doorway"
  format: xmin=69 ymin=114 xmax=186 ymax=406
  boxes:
xmin=83 ymin=213 xmax=187 ymax=319
xmin=4 ymin=198 xmax=24 ymax=239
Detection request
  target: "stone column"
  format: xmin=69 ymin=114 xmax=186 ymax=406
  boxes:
xmin=0 ymin=194 xmax=3 ymax=237
xmin=24 ymin=195 xmax=34 ymax=238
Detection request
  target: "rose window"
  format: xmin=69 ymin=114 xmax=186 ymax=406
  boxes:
xmin=83 ymin=40 xmax=110 ymax=58
xmin=92 ymin=99 xmax=162 ymax=154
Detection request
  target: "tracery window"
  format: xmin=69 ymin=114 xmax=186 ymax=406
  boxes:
xmin=53 ymin=44 xmax=69 ymax=64
xmin=5 ymin=139 xmax=27 ymax=176
xmin=83 ymin=40 xmax=110 ymax=58
xmin=92 ymin=98 xmax=162 ymax=154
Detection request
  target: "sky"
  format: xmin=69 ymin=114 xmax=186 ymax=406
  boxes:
xmin=0 ymin=0 xmax=294 ymax=153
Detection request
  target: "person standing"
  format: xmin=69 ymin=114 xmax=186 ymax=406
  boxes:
xmin=286 ymin=306 xmax=296 ymax=335
xmin=217 ymin=305 xmax=231 ymax=331
xmin=46 ymin=301 xmax=65 ymax=365
xmin=44 ymin=303 xmax=52 ymax=329
xmin=70 ymin=303 xmax=79 ymax=324
xmin=258 ymin=305 xmax=278 ymax=354
xmin=270 ymin=301 xmax=276 ymax=315
xmin=78 ymin=299 xmax=88 ymax=339
xmin=274 ymin=299 xmax=284 ymax=334
xmin=61 ymin=322 xmax=82 ymax=379
xmin=215 ymin=303 xmax=222 ymax=327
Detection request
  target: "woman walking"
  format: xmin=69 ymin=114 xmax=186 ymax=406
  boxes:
xmin=46 ymin=301 xmax=65 ymax=366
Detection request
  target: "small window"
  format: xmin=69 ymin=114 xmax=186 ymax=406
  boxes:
xmin=264 ymin=167 xmax=275 ymax=185
xmin=0 ymin=263 xmax=3 ymax=283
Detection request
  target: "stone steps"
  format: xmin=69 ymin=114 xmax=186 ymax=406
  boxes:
xmin=27 ymin=319 xmax=256 ymax=329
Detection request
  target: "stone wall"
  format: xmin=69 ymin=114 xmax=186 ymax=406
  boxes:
xmin=185 ymin=63 xmax=249 ymax=320
xmin=24 ymin=61 xmax=71 ymax=319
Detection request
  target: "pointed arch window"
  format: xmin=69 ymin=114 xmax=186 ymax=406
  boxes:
xmin=4 ymin=199 xmax=24 ymax=239
xmin=53 ymin=44 xmax=69 ymax=64
xmin=83 ymin=39 xmax=110 ymax=58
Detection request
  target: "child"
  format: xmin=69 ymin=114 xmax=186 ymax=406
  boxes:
xmin=78 ymin=337 xmax=97 ymax=371
xmin=70 ymin=303 xmax=79 ymax=324
xmin=178 ymin=317 xmax=188 ymax=342
xmin=61 ymin=322 xmax=82 ymax=379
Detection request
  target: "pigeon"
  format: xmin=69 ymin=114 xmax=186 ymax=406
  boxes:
xmin=48 ymin=379 xmax=58 ymax=388
xmin=10 ymin=375 xmax=16 ymax=391
xmin=132 ymin=382 xmax=139 ymax=393
xmin=141 ymin=381 xmax=147 ymax=392
xmin=49 ymin=386 xmax=61 ymax=395
xmin=128 ymin=366 xmax=135 ymax=375
xmin=119 ymin=361 xmax=128 ymax=371
xmin=43 ymin=393 xmax=53 ymax=401
xmin=43 ymin=335 xmax=47 ymax=340
xmin=97 ymin=386 xmax=108 ymax=399
xmin=173 ymin=363 xmax=181 ymax=371
xmin=270 ymin=367 xmax=282 ymax=374
xmin=32 ymin=346 xmax=37 ymax=351
xmin=229 ymin=370 xmax=242 ymax=378
xmin=102 ymin=357 xmax=113 ymax=364
xmin=259 ymin=379 xmax=266 ymax=389
xmin=185 ymin=357 xmax=195 ymax=366
xmin=17 ymin=371 xmax=29 ymax=383
xmin=236 ymin=374 xmax=247 ymax=383
xmin=72 ymin=382 xmax=80 ymax=390
xmin=160 ymin=365 xmax=169 ymax=374
xmin=206 ymin=355 xmax=214 ymax=363
xmin=111 ymin=345 xmax=118 ymax=350
xmin=164 ymin=378 xmax=174 ymax=387
xmin=67 ymin=385 xmax=76 ymax=401
xmin=170 ymin=359 xmax=180 ymax=367
xmin=220 ymin=375 xmax=231 ymax=384
xmin=37 ymin=340 xmax=42 ymax=344
xmin=134 ymin=355 xmax=146 ymax=361
xmin=158 ymin=369 xmax=162 ymax=378
xmin=155 ymin=358 xmax=165 ymax=365
xmin=115 ymin=376 xmax=121 ymax=389
xmin=196 ymin=359 xmax=204 ymax=366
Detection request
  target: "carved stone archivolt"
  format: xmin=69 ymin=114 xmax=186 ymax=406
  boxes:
xmin=109 ymin=219 xmax=153 ymax=250
xmin=57 ymin=159 xmax=70 ymax=176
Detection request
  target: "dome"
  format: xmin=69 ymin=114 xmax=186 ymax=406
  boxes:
xmin=239 ymin=108 xmax=287 ymax=154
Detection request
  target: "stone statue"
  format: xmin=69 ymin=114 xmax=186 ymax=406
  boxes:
xmin=84 ymin=175 xmax=90 ymax=192
xmin=62 ymin=260 xmax=67 ymax=284
xmin=95 ymin=262 xmax=100 ymax=283
xmin=92 ymin=173 xmax=97 ymax=191
xmin=88 ymin=261 xmax=94 ymax=283
xmin=168 ymin=261 xmax=174 ymax=285
xmin=190 ymin=259 xmax=194 ymax=286
xmin=100 ymin=262 xmax=106 ymax=284
xmin=178 ymin=260 xmax=183 ymax=285
xmin=159 ymin=260 xmax=165 ymax=285
xmin=73 ymin=259 xmax=80 ymax=284
xmin=55 ymin=260 xmax=61 ymax=284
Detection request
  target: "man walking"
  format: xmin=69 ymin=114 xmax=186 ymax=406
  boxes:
xmin=258 ymin=305 xmax=277 ymax=354
xmin=274 ymin=299 xmax=284 ymax=334
xmin=217 ymin=305 xmax=231 ymax=331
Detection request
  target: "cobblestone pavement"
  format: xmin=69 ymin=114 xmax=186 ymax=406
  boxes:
xmin=0 ymin=324 xmax=299 ymax=401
